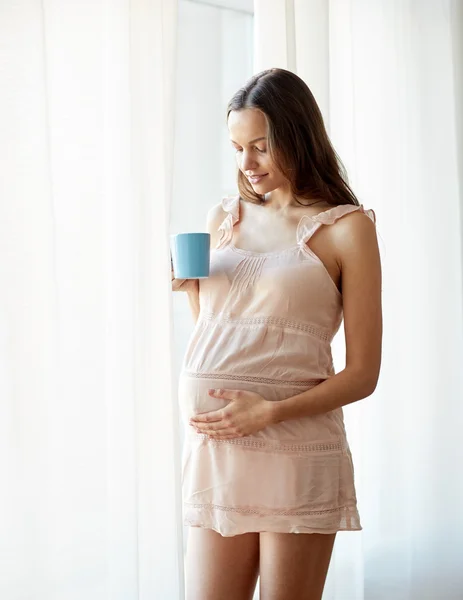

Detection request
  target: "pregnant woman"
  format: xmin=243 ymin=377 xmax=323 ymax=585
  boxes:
xmin=172 ymin=68 xmax=383 ymax=600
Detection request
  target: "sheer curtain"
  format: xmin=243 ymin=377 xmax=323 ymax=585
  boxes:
xmin=254 ymin=1 xmax=463 ymax=598
xmin=0 ymin=1 xmax=183 ymax=599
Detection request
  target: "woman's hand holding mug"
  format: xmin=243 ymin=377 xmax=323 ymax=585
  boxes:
xmin=171 ymin=257 xmax=198 ymax=292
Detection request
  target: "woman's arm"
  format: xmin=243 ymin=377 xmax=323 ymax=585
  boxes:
xmin=271 ymin=210 xmax=383 ymax=422
xmin=185 ymin=281 xmax=200 ymax=323
xmin=171 ymin=268 xmax=200 ymax=323
xmin=171 ymin=201 xmax=227 ymax=324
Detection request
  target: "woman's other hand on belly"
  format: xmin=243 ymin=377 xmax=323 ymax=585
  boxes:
xmin=190 ymin=388 xmax=275 ymax=440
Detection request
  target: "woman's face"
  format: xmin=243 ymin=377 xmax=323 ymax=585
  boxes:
xmin=228 ymin=108 xmax=288 ymax=194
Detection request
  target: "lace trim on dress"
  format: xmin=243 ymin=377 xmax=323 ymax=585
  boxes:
xmin=190 ymin=433 xmax=344 ymax=454
xmin=200 ymin=311 xmax=331 ymax=342
xmin=183 ymin=371 xmax=323 ymax=388
xmin=184 ymin=502 xmax=354 ymax=517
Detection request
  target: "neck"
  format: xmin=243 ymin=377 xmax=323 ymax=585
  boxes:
xmin=263 ymin=189 xmax=325 ymax=211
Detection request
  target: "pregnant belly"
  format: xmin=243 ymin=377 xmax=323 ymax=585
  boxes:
xmin=178 ymin=373 xmax=281 ymax=420
xmin=178 ymin=372 xmax=345 ymax=442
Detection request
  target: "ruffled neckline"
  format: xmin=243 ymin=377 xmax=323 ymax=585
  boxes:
xmin=310 ymin=203 xmax=367 ymax=224
xmin=222 ymin=195 xmax=240 ymax=226
xmin=222 ymin=197 xmax=375 ymax=228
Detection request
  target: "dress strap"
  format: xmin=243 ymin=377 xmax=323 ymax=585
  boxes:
xmin=296 ymin=203 xmax=376 ymax=246
xmin=216 ymin=195 xmax=241 ymax=249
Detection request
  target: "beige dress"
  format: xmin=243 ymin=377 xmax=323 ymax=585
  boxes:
xmin=178 ymin=195 xmax=377 ymax=537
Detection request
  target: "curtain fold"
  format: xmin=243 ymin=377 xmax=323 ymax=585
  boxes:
xmin=254 ymin=1 xmax=463 ymax=598
xmin=0 ymin=1 xmax=183 ymax=599
xmin=129 ymin=0 xmax=184 ymax=597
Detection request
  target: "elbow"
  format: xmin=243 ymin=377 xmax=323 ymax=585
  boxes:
xmin=362 ymin=372 xmax=380 ymax=397
xmin=348 ymin=366 xmax=379 ymax=398
xmin=364 ymin=380 xmax=378 ymax=397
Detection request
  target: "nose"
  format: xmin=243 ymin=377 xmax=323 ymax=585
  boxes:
xmin=239 ymin=150 xmax=258 ymax=173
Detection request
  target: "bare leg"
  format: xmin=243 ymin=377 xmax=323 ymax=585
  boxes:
xmin=259 ymin=532 xmax=336 ymax=600
xmin=185 ymin=527 xmax=260 ymax=600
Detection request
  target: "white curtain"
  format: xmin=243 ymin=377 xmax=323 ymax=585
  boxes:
xmin=0 ymin=1 xmax=184 ymax=599
xmin=254 ymin=1 xmax=463 ymax=599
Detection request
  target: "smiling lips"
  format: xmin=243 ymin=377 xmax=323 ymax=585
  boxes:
xmin=248 ymin=174 xmax=268 ymax=184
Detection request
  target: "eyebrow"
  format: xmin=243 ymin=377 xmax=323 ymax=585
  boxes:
xmin=230 ymin=136 xmax=267 ymax=145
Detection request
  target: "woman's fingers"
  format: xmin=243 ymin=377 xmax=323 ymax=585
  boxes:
xmin=172 ymin=277 xmax=189 ymax=291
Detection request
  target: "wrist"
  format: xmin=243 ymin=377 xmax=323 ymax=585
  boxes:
xmin=186 ymin=280 xmax=199 ymax=295
xmin=267 ymin=399 xmax=281 ymax=425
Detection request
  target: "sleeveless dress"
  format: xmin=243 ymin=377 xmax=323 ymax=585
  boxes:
xmin=178 ymin=195 xmax=377 ymax=537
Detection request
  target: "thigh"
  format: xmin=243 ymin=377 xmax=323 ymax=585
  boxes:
xmin=259 ymin=531 xmax=336 ymax=600
xmin=185 ymin=526 xmax=260 ymax=600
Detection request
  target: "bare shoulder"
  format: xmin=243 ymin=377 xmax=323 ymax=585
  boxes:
xmin=330 ymin=209 xmax=378 ymax=263
xmin=206 ymin=201 xmax=228 ymax=247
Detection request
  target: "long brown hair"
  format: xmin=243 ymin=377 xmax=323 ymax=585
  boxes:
xmin=227 ymin=68 xmax=359 ymax=207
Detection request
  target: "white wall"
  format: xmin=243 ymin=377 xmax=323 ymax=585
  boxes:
xmin=171 ymin=0 xmax=254 ymax=382
xmin=193 ymin=0 xmax=253 ymax=12
xmin=170 ymin=0 xmax=254 ymax=562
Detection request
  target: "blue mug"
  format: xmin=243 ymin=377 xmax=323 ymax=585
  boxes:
xmin=170 ymin=232 xmax=210 ymax=279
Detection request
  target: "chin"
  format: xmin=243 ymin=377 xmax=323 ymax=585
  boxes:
xmin=252 ymin=181 xmax=275 ymax=193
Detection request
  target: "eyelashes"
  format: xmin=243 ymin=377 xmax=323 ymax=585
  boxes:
xmin=234 ymin=147 xmax=266 ymax=154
